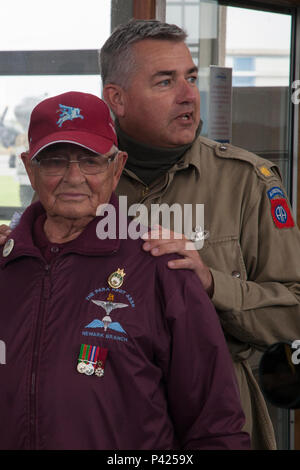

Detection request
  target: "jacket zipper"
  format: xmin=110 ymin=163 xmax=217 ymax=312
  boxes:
xmin=29 ymin=263 xmax=51 ymax=449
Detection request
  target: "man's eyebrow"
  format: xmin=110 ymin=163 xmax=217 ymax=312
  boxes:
xmin=152 ymin=70 xmax=174 ymax=79
xmin=152 ymin=66 xmax=199 ymax=79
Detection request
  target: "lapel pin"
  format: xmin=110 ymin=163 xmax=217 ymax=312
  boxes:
xmin=108 ymin=268 xmax=126 ymax=289
xmin=3 ymin=239 xmax=14 ymax=257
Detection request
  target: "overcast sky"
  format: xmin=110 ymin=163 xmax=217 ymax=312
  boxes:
xmin=1 ymin=0 xmax=111 ymax=50
xmin=1 ymin=0 xmax=111 ymax=121
xmin=226 ymin=7 xmax=291 ymax=51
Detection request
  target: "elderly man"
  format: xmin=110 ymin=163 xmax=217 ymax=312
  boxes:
xmin=0 ymin=91 xmax=250 ymax=450
xmin=99 ymin=20 xmax=300 ymax=449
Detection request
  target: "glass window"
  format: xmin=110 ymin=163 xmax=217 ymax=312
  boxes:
xmin=233 ymin=57 xmax=255 ymax=72
xmin=225 ymin=7 xmax=291 ymax=87
xmin=232 ymin=76 xmax=255 ymax=86
xmin=166 ymin=5 xmax=183 ymax=25
xmin=225 ymin=6 xmax=292 ymax=194
xmin=166 ymin=0 xmax=293 ymax=195
xmin=0 ymin=0 xmax=111 ymax=51
xmin=185 ymin=6 xmax=200 ymax=40
xmin=0 ymin=0 xmax=111 ymax=224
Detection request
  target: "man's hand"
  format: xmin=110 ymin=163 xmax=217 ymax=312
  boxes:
xmin=142 ymin=225 xmax=214 ymax=297
xmin=0 ymin=225 xmax=11 ymax=245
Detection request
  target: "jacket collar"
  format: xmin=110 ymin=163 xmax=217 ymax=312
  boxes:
xmin=175 ymin=136 xmax=202 ymax=174
xmin=122 ymin=135 xmax=203 ymax=185
xmin=0 ymin=193 xmax=122 ymax=268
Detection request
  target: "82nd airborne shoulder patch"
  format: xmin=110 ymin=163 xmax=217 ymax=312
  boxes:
xmin=267 ymin=187 xmax=295 ymax=229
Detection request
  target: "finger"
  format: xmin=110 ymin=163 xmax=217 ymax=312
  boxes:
xmin=141 ymin=230 xmax=161 ymax=242
xmin=168 ymin=257 xmax=213 ymax=294
xmin=142 ymin=238 xmax=180 ymax=252
xmin=142 ymin=227 xmax=170 ymax=241
xmin=167 ymin=258 xmax=195 ymax=270
xmin=142 ymin=225 xmax=186 ymax=241
xmin=145 ymin=241 xmax=191 ymax=257
xmin=142 ymin=233 xmax=187 ymax=252
xmin=0 ymin=235 xmax=8 ymax=245
xmin=0 ymin=225 xmax=12 ymax=236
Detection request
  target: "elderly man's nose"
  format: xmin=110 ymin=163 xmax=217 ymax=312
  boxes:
xmin=63 ymin=161 xmax=85 ymax=181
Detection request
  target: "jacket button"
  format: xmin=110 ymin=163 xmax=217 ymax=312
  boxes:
xmin=219 ymin=145 xmax=227 ymax=151
xmin=232 ymin=270 xmax=241 ymax=278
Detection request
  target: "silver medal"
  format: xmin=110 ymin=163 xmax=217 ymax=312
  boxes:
xmin=77 ymin=361 xmax=87 ymax=374
xmin=95 ymin=367 xmax=104 ymax=377
xmin=84 ymin=363 xmax=95 ymax=376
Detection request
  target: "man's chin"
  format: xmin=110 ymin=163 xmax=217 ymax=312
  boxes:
xmin=166 ymin=126 xmax=198 ymax=147
xmin=46 ymin=203 xmax=95 ymax=220
xmin=165 ymin=135 xmax=195 ymax=148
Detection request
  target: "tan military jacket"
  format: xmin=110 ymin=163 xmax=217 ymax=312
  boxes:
xmin=116 ymin=135 xmax=300 ymax=450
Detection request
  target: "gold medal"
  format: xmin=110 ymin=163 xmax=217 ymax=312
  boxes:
xmin=108 ymin=268 xmax=126 ymax=289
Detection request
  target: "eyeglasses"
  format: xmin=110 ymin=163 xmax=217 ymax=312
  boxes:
xmin=32 ymin=150 xmax=119 ymax=176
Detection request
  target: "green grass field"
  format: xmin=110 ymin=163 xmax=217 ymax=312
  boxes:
xmin=0 ymin=175 xmax=21 ymax=225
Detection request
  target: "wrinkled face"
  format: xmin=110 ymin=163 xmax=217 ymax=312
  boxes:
xmin=119 ymin=39 xmax=201 ymax=148
xmin=23 ymin=143 xmax=127 ymax=220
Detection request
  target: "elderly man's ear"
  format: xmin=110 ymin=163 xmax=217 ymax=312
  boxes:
xmin=112 ymin=151 xmax=127 ymax=190
xmin=21 ymin=151 xmax=36 ymax=190
xmin=21 ymin=151 xmax=29 ymax=164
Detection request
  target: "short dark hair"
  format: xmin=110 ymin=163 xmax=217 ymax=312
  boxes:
xmin=99 ymin=19 xmax=187 ymax=89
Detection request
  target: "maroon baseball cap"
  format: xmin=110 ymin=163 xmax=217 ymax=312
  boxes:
xmin=27 ymin=91 xmax=118 ymax=160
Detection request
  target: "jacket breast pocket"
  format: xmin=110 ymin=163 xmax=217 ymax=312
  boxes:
xmin=201 ymin=236 xmax=247 ymax=281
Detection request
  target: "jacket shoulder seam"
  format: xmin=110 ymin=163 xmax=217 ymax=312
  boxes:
xmin=198 ymin=137 xmax=281 ymax=182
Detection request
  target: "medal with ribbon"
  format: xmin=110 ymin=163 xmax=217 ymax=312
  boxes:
xmin=95 ymin=347 xmax=108 ymax=377
xmin=77 ymin=344 xmax=90 ymax=374
xmin=85 ymin=345 xmax=99 ymax=376
xmin=77 ymin=344 xmax=98 ymax=375
xmin=77 ymin=344 xmax=108 ymax=377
